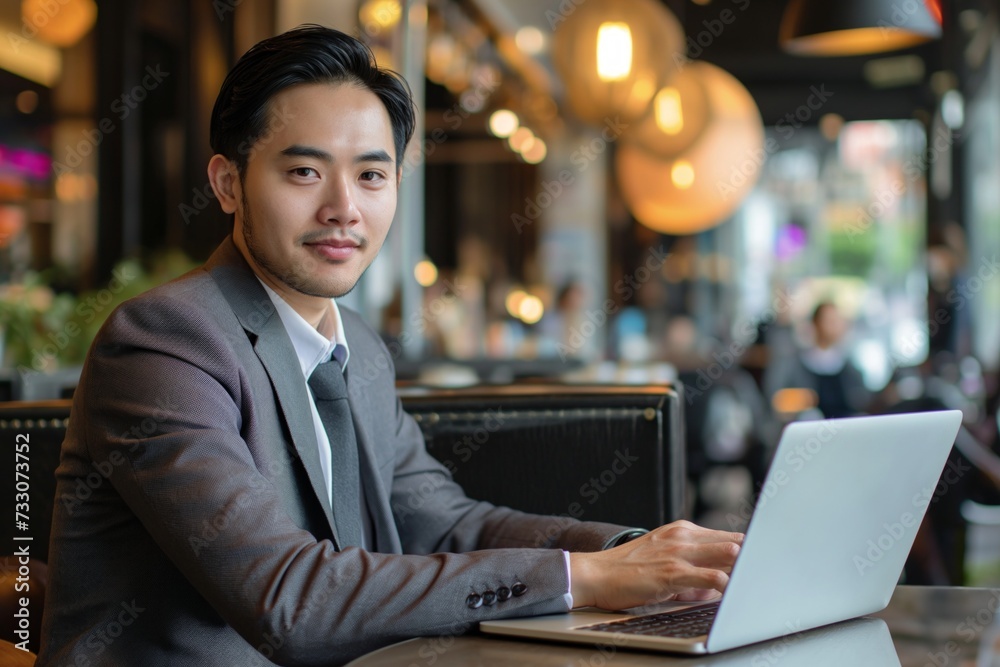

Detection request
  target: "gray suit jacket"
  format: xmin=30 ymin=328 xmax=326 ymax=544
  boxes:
xmin=37 ymin=238 xmax=632 ymax=666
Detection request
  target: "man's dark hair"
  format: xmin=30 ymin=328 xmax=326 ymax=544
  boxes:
xmin=210 ymin=24 xmax=415 ymax=178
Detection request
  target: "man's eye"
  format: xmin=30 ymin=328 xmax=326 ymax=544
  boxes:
xmin=360 ymin=171 xmax=384 ymax=182
xmin=291 ymin=167 xmax=317 ymax=178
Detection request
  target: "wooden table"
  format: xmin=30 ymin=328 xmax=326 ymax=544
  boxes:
xmin=347 ymin=586 xmax=1000 ymax=666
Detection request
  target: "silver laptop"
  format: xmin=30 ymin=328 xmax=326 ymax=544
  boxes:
xmin=481 ymin=410 xmax=963 ymax=655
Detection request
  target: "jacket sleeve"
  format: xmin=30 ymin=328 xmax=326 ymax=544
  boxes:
xmin=339 ymin=311 xmax=638 ymax=557
xmin=382 ymin=358 xmax=640 ymax=555
xmin=80 ymin=294 xmax=583 ymax=665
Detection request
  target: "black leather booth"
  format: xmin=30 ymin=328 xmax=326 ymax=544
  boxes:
xmin=0 ymin=384 xmax=685 ymax=653
xmin=399 ymin=383 xmax=686 ymax=528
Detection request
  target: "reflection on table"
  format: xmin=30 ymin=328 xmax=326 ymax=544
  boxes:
xmin=347 ymin=586 xmax=1000 ymax=666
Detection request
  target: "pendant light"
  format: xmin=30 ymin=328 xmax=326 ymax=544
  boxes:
xmin=780 ymin=0 xmax=942 ymax=57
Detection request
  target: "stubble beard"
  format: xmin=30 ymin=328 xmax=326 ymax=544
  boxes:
xmin=240 ymin=187 xmax=363 ymax=299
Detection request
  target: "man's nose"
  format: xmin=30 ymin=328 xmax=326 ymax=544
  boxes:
xmin=318 ymin=175 xmax=360 ymax=225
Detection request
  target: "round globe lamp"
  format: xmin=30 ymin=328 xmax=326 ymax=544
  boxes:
xmin=553 ymin=0 xmax=684 ymax=125
xmin=622 ymin=63 xmax=713 ymax=159
xmin=615 ymin=61 xmax=764 ymax=235
xmin=22 ymin=0 xmax=97 ymax=48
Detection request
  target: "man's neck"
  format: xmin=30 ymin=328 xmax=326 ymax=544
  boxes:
xmin=235 ymin=239 xmax=330 ymax=333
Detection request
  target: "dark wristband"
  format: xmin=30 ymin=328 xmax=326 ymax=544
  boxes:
xmin=603 ymin=528 xmax=648 ymax=550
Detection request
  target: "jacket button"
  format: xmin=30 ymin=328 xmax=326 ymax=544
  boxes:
xmin=511 ymin=582 xmax=527 ymax=597
xmin=466 ymin=593 xmax=483 ymax=609
xmin=483 ymin=590 xmax=497 ymax=606
xmin=497 ymin=586 xmax=511 ymax=602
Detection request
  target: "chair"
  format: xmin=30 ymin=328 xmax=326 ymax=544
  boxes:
xmin=0 ymin=639 xmax=36 ymax=667
xmin=399 ymin=383 xmax=686 ymax=528
xmin=15 ymin=367 xmax=81 ymax=401
xmin=0 ymin=384 xmax=685 ymax=653
xmin=0 ymin=401 xmax=70 ymax=564
xmin=677 ymin=367 xmax=771 ymax=528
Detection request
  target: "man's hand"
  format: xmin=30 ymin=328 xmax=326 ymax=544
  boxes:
xmin=569 ymin=521 xmax=744 ymax=610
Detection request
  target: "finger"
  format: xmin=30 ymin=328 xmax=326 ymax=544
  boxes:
xmin=678 ymin=528 xmax=744 ymax=545
xmin=653 ymin=522 xmax=744 ymax=545
xmin=669 ymin=588 xmax=723 ymax=603
xmin=666 ymin=541 xmax=741 ymax=569
xmin=662 ymin=566 xmax=731 ymax=594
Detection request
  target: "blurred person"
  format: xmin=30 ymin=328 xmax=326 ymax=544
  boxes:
xmin=538 ymin=281 xmax=589 ymax=358
xmin=765 ymin=301 xmax=870 ymax=419
xmin=37 ymin=26 xmax=741 ymax=667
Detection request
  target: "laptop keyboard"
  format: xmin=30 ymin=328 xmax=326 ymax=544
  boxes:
xmin=579 ymin=602 xmax=720 ymax=638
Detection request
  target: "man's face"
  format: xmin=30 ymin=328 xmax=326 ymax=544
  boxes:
xmin=233 ymin=82 xmax=399 ymax=300
xmin=815 ymin=305 xmax=846 ymax=346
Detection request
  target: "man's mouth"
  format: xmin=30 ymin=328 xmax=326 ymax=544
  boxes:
xmin=305 ymin=238 xmax=361 ymax=260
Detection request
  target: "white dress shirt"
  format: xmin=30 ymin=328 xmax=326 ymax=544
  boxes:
xmin=257 ymin=280 xmax=572 ymax=605
xmin=258 ymin=280 xmax=373 ymax=550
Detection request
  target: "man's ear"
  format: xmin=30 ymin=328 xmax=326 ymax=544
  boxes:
xmin=207 ymin=155 xmax=240 ymax=215
xmin=396 ymin=167 xmax=403 ymax=187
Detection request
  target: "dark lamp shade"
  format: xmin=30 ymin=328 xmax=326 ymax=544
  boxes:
xmin=780 ymin=0 xmax=942 ymax=56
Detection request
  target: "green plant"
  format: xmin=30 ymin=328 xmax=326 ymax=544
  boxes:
xmin=0 ymin=250 xmax=198 ymax=373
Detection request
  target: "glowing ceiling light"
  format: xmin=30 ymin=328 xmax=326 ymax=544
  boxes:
xmin=518 ymin=295 xmax=545 ymax=324
xmin=359 ymin=0 xmax=402 ymax=30
xmin=505 ymin=290 xmax=528 ymax=317
xmin=521 ymin=138 xmax=547 ymax=164
xmin=489 ymin=109 xmax=519 ymax=137
xmin=515 ymin=26 xmax=546 ymax=55
xmin=413 ymin=259 xmax=438 ymax=287
xmin=654 ymin=86 xmax=684 ymax=135
xmin=596 ymin=22 xmax=632 ymax=81
xmin=670 ymin=160 xmax=695 ymax=190
xmin=508 ymin=127 xmax=535 ymax=152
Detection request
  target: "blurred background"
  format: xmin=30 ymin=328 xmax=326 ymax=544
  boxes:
xmin=3 ymin=0 xmax=1000 ymax=585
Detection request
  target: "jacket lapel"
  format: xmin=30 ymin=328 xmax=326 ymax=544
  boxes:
xmin=205 ymin=238 xmax=340 ymax=544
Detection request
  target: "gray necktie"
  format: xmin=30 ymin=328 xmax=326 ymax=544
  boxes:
xmin=308 ymin=351 xmax=362 ymax=549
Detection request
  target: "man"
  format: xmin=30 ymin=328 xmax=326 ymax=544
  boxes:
xmin=765 ymin=301 xmax=870 ymax=419
xmin=37 ymin=26 xmax=741 ymax=666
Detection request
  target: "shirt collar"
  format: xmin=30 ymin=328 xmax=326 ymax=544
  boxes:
xmin=257 ymin=279 xmax=350 ymax=378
